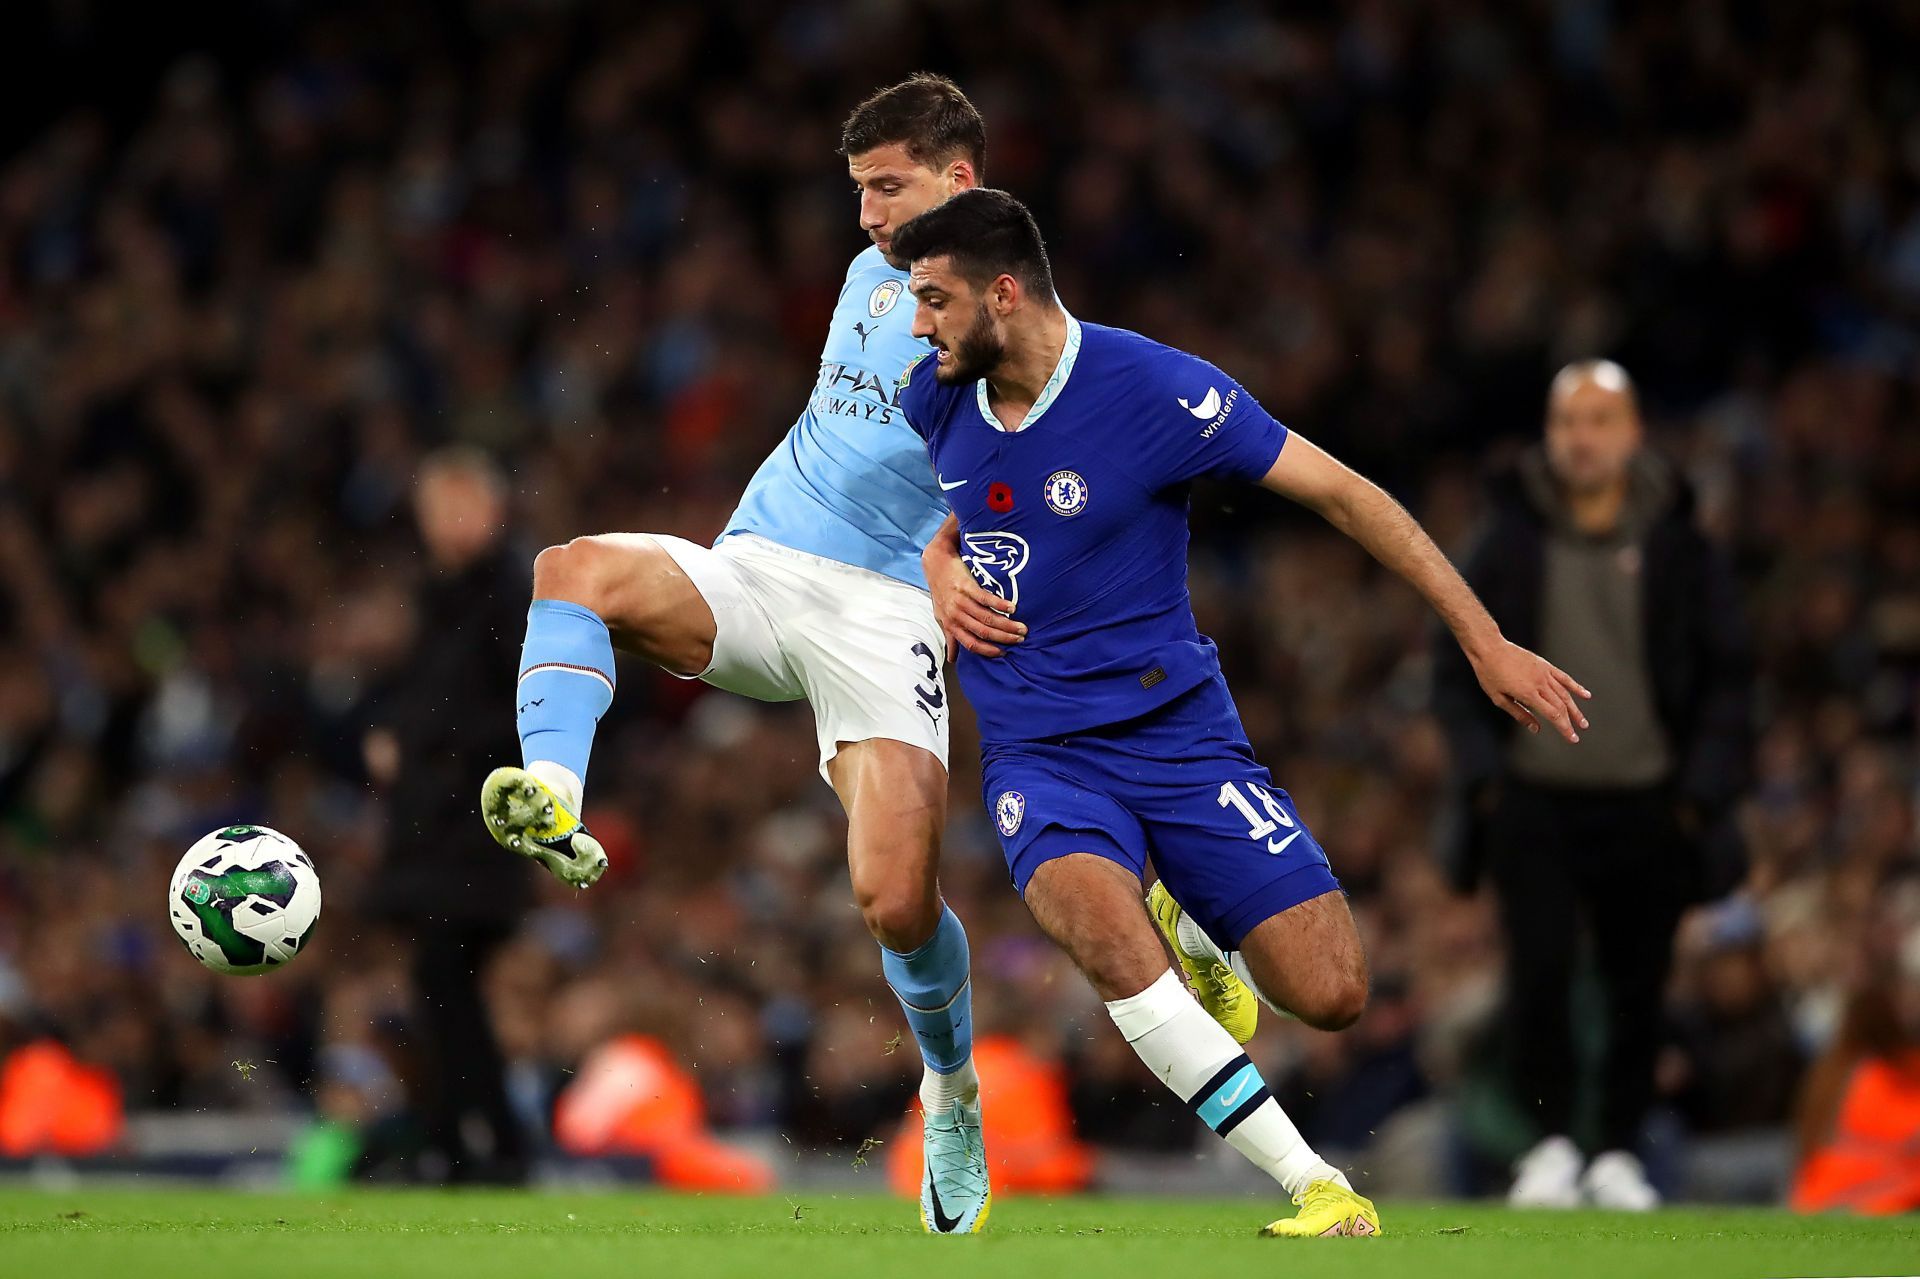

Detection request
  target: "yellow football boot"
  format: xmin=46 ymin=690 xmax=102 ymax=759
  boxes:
xmin=1147 ymin=880 xmax=1257 ymax=1044
xmin=1260 ymin=1178 xmax=1382 ymax=1238
xmin=480 ymin=765 xmax=608 ymax=888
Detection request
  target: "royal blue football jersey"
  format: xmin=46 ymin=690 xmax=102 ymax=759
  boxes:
xmin=898 ymin=316 xmax=1288 ymax=742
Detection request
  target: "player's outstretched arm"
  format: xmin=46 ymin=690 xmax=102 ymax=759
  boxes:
xmin=1258 ymin=434 xmax=1592 ymax=743
xmin=923 ymin=513 xmax=1025 ymax=660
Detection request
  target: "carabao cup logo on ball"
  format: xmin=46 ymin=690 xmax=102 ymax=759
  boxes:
xmin=169 ymin=824 xmax=322 ymax=976
xmin=1044 ymin=469 xmax=1088 ymax=517
xmin=995 ymin=791 xmax=1026 ymax=837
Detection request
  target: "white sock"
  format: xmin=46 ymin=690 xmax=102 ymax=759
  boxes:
xmin=527 ymin=759 xmax=584 ymax=813
xmin=1176 ymin=912 xmax=1283 ymax=1014
xmin=1106 ymin=968 xmax=1343 ymax=1196
xmin=920 ymin=1058 xmax=979 ymax=1113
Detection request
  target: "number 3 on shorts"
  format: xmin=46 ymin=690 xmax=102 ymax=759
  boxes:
xmin=910 ymin=641 xmax=945 ymax=724
xmin=1218 ymin=780 xmax=1298 ymax=851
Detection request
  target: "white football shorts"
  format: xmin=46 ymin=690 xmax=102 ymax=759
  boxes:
xmin=648 ymin=532 xmax=949 ymax=778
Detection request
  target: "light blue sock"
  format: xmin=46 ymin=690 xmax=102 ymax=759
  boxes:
xmin=881 ymin=904 xmax=974 ymax=1076
xmin=515 ymin=599 xmax=616 ymax=787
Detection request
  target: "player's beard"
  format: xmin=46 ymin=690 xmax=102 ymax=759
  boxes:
xmin=935 ymin=302 xmax=1005 ymax=384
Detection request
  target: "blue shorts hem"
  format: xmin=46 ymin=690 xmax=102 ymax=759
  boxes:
xmin=1207 ymin=862 xmax=1344 ymax=950
xmin=1008 ymin=825 xmax=1142 ymax=898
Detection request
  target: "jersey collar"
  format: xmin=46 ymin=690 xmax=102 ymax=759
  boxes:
xmin=976 ymin=310 xmax=1082 ymax=433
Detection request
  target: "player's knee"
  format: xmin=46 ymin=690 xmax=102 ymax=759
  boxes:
xmin=1075 ymin=942 xmax=1166 ymax=1005
xmin=1321 ymin=976 xmax=1371 ymax=1031
xmin=855 ymin=878 xmax=939 ymax=953
xmin=1297 ymin=963 xmax=1370 ymax=1031
xmin=532 ymin=537 xmax=615 ymax=607
xmin=533 ymin=537 xmax=697 ymax=668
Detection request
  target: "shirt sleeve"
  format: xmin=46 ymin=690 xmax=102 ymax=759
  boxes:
xmin=1142 ymin=353 xmax=1290 ymax=488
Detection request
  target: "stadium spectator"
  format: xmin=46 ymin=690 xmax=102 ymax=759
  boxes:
xmin=1658 ymin=897 xmax=1805 ymax=1201
xmin=1791 ymin=923 xmax=1920 ymax=1214
xmin=1432 ymin=360 xmax=1754 ymax=1209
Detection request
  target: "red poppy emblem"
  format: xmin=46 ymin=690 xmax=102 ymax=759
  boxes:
xmin=987 ymin=482 xmax=1014 ymax=512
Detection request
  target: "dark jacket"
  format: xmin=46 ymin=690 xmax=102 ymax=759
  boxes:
xmin=1431 ymin=450 xmax=1753 ymax=896
xmin=374 ymin=544 xmax=536 ymax=925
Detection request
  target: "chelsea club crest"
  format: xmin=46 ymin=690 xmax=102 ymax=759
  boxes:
xmin=1044 ymin=469 xmax=1088 ymax=517
xmin=995 ymin=791 xmax=1026 ymax=837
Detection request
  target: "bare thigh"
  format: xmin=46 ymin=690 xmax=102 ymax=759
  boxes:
xmin=532 ymin=533 xmax=717 ymax=675
xmin=1024 ymin=854 xmax=1171 ymax=1002
xmin=828 ymin=737 xmax=948 ymax=952
xmin=1234 ymin=889 xmax=1370 ymax=1031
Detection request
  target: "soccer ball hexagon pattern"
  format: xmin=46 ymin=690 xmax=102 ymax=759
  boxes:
xmin=168 ymin=825 xmax=322 ymax=975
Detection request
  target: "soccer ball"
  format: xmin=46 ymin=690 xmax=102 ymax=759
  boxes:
xmin=168 ymin=824 xmax=322 ymax=975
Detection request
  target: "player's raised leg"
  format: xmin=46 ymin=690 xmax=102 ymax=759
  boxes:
xmin=1023 ymin=852 xmax=1379 ymax=1238
xmin=1159 ymin=887 xmax=1371 ymax=1033
xmin=483 ymin=534 xmax=722 ymax=887
xmin=1140 ymin=748 xmax=1370 ymax=1036
xmin=829 ymin=738 xmax=988 ymax=1235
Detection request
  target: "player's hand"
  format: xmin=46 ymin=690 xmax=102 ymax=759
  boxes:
xmin=1469 ymin=639 xmax=1591 ymax=743
xmin=926 ymin=550 xmax=1024 ymax=660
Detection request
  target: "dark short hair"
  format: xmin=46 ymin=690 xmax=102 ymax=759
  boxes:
xmin=839 ymin=72 xmax=986 ymax=177
xmin=891 ymin=187 xmax=1055 ymax=301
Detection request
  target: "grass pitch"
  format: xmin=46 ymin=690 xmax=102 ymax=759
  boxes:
xmin=1 ymin=1188 xmax=1914 ymax=1279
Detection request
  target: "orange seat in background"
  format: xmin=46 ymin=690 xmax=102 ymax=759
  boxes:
xmin=0 ymin=1039 xmax=124 ymax=1157
xmin=1792 ymin=1049 xmax=1920 ymax=1214
xmin=888 ymin=1033 xmax=1095 ymax=1196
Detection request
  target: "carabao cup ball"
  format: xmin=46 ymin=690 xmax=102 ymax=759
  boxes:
xmin=168 ymin=825 xmax=322 ymax=975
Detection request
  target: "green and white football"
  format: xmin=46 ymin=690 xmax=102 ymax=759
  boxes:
xmin=168 ymin=825 xmax=322 ymax=975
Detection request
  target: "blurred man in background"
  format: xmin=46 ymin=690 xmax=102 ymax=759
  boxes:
xmin=365 ymin=447 xmax=531 ymax=1183
xmin=1433 ymin=360 xmax=1754 ymax=1209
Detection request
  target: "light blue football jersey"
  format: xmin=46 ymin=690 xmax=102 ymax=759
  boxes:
xmin=719 ymin=246 xmax=946 ymax=587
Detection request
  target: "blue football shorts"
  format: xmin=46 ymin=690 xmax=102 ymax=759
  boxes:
xmin=980 ymin=674 xmax=1342 ymax=949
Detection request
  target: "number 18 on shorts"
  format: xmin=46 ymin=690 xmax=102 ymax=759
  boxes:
xmin=981 ymin=675 xmax=1343 ymax=950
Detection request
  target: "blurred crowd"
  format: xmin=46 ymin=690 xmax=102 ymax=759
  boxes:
xmin=0 ymin=0 xmax=1916 ymax=1202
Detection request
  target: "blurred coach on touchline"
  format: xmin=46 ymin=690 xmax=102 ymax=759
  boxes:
xmin=1432 ymin=360 xmax=1754 ymax=1211
xmin=363 ymin=447 xmax=535 ymax=1183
